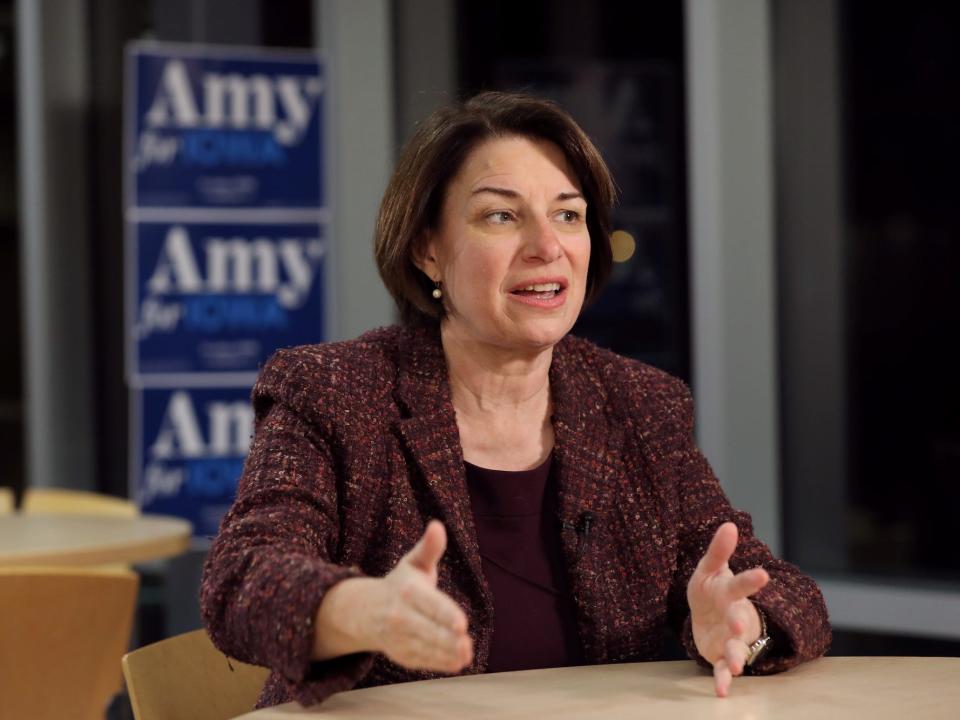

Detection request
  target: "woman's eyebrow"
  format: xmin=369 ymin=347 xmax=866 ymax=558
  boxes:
xmin=471 ymin=186 xmax=520 ymax=199
xmin=470 ymin=187 xmax=585 ymax=202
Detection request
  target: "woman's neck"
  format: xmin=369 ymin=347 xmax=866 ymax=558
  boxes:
xmin=440 ymin=322 xmax=555 ymax=470
xmin=440 ymin=323 xmax=553 ymax=415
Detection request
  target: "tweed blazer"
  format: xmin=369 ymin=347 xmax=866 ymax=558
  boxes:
xmin=200 ymin=324 xmax=831 ymax=708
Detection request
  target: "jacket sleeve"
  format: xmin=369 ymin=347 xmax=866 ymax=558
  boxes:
xmin=200 ymin=351 xmax=376 ymax=706
xmin=656 ymin=379 xmax=832 ymax=674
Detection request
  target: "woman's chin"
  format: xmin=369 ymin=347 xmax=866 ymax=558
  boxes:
xmin=442 ymin=311 xmax=578 ymax=354
xmin=506 ymin=318 xmax=576 ymax=351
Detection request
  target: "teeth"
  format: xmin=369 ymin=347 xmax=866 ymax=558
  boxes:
xmin=521 ymin=282 xmax=561 ymax=292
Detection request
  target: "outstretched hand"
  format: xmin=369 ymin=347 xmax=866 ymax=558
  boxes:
xmin=312 ymin=520 xmax=473 ymax=673
xmin=687 ymin=522 xmax=769 ymax=697
xmin=371 ymin=520 xmax=474 ymax=673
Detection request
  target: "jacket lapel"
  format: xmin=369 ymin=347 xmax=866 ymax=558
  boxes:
xmin=550 ymin=338 xmax=623 ymax=662
xmin=391 ymin=327 xmax=493 ymax=629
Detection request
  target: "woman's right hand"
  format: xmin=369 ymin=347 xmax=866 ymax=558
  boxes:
xmin=312 ymin=520 xmax=473 ymax=673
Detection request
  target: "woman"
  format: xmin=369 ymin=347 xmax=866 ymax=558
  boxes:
xmin=200 ymin=92 xmax=831 ymax=709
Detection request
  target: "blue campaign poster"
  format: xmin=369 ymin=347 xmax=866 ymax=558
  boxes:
xmin=124 ymin=42 xmax=329 ymax=530
xmin=127 ymin=43 xmax=325 ymax=209
xmin=133 ymin=386 xmax=254 ymax=538
xmin=130 ymin=221 xmax=326 ymax=378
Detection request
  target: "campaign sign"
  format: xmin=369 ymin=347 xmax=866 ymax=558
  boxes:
xmin=133 ymin=386 xmax=253 ymax=537
xmin=128 ymin=43 xmax=324 ymax=209
xmin=131 ymin=221 xmax=326 ymax=378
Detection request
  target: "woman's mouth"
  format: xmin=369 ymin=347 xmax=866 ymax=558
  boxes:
xmin=510 ymin=282 xmax=562 ymax=299
xmin=508 ymin=282 xmax=567 ymax=308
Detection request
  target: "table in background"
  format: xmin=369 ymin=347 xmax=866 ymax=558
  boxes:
xmin=0 ymin=513 xmax=192 ymax=566
xmin=235 ymin=656 xmax=960 ymax=719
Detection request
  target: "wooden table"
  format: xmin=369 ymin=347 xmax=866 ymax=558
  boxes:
xmin=0 ymin=513 xmax=192 ymax=566
xmin=234 ymin=657 xmax=960 ymax=719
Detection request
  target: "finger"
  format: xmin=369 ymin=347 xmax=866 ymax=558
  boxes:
xmin=389 ymin=608 xmax=465 ymax=669
xmin=405 ymin=520 xmax=447 ymax=575
xmin=397 ymin=641 xmax=460 ymax=673
xmin=405 ymin=582 xmax=469 ymax=634
xmin=725 ymin=567 xmax=770 ymax=601
xmin=408 ymin=623 xmax=472 ymax=673
xmin=724 ymin=637 xmax=749 ymax=677
xmin=728 ymin=609 xmax=745 ymax=637
xmin=713 ymin=657 xmax=733 ymax=698
xmin=411 ymin=631 xmax=465 ymax=672
xmin=459 ymin=632 xmax=474 ymax=666
xmin=445 ymin=632 xmax=474 ymax=671
xmin=698 ymin=522 xmax=738 ymax=576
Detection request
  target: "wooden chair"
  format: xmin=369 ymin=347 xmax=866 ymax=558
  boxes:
xmin=122 ymin=629 xmax=270 ymax=720
xmin=21 ymin=487 xmax=139 ymax=517
xmin=0 ymin=486 xmax=13 ymax=513
xmin=0 ymin=566 xmax=139 ymax=720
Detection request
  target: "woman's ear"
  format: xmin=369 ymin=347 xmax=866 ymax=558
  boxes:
xmin=414 ymin=233 xmax=441 ymax=282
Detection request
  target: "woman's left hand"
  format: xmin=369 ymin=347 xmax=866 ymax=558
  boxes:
xmin=687 ymin=522 xmax=770 ymax=698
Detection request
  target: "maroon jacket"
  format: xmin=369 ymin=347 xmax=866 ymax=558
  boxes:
xmin=200 ymin=325 xmax=831 ymax=708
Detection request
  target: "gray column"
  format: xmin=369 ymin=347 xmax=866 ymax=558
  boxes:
xmin=685 ymin=0 xmax=780 ymax=552
xmin=395 ymin=0 xmax=457 ymax=145
xmin=15 ymin=0 xmax=96 ymax=490
xmin=773 ymin=0 xmax=848 ymax=569
xmin=315 ymin=0 xmax=397 ymax=340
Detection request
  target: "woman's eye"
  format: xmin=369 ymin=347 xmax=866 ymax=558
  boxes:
xmin=557 ymin=209 xmax=581 ymax=223
xmin=487 ymin=211 xmax=514 ymax=224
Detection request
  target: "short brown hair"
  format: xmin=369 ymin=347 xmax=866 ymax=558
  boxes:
xmin=375 ymin=91 xmax=617 ymax=325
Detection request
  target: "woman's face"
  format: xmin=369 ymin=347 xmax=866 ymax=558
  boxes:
xmin=421 ymin=135 xmax=591 ymax=353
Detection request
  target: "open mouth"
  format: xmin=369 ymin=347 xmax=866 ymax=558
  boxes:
xmin=510 ymin=282 xmax=564 ymax=300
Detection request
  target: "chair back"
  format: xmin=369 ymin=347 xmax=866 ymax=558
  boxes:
xmin=0 ymin=566 xmax=139 ymax=720
xmin=22 ymin=488 xmax=139 ymax=517
xmin=0 ymin=486 xmax=12 ymax=513
xmin=123 ymin=629 xmax=270 ymax=720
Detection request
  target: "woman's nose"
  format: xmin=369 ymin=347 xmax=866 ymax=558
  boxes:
xmin=522 ymin=218 xmax=563 ymax=262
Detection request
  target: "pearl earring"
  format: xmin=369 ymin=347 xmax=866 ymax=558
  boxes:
xmin=431 ymin=282 xmax=443 ymax=300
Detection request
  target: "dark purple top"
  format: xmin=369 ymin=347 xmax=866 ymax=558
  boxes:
xmin=464 ymin=453 xmax=585 ymax=673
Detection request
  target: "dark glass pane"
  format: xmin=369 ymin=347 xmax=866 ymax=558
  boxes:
xmin=841 ymin=2 xmax=960 ymax=581
xmin=456 ymin=0 xmax=689 ymax=380
xmin=0 ymin=0 xmax=23 ymax=503
xmin=780 ymin=1 xmax=960 ymax=584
